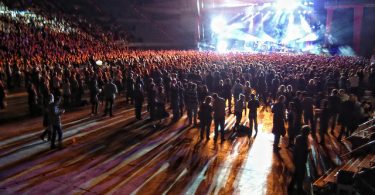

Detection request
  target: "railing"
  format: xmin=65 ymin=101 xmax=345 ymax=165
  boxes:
xmin=341 ymin=140 xmax=375 ymax=158
xmin=343 ymin=117 xmax=375 ymax=141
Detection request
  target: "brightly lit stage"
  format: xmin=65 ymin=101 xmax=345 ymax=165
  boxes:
xmin=197 ymin=0 xmax=326 ymax=53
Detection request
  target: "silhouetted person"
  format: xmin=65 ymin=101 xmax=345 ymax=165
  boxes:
xmin=170 ymin=79 xmax=180 ymax=121
xmin=223 ymin=78 xmax=232 ymax=114
xmin=134 ymin=84 xmax=144 ymax=120
xmin=185 ymin=83 xmax=198 ymax=126
xmin=198 ymin=96 xmax=213 ymax=140
xmin=272 ymin=95 xmax=286 ymax=151
xmin=234 ymin=94 xmax=245 ymax=130
xmin=27 ymin=84 xmax=38 ymax=116
xmin=248 ymin=93 xmax=260 ymax=137
xmin=288 ymin=125 xmax=310 ymax=194
xmin=327 ymin=89 xmax=341 ymax=134
xmin=49 ymin=97 xmax=65 ymax=149
xmin=301 ymin=92 xmax=315 ymax=135
xmin=103 ymin=79 xmax=118 ymax=117
xmin=213 ymin=93 xmax=226 ymax=142
xmin=89 ymin=77 xmax=100 ymax=115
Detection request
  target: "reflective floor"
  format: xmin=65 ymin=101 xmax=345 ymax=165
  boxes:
xmin=0 ymin=99 xmax=342 ymax=195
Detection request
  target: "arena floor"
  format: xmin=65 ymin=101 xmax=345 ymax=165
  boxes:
xmin=0 ymin=95 xmax=345 ymax=195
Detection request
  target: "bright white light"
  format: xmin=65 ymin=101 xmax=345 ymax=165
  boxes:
xmin=211 ymin=16 xmax=226 ymax=33
xmin=216 ymin=40 xmax=228 ymax=52
xmin=274 ymin=0 xmax=300 ymax=12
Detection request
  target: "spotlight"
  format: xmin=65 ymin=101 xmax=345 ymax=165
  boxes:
xmin=274 ymin=0 xmax=301 ymax=12
xmin=211 ymin=16 xmax=226 ymax=33
xmin=217 ymin=40 xmax=228 ymax=52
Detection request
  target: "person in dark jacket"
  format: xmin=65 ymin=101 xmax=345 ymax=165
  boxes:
xmin=185 ymin=83 xmax=199 ymax=125
xmin=103 ymin=79 xmax=118 ymax=117
xmin=301 ymin=92 xmax=315 ymax=135
xmin=27 ymin=83 xmax=38 ymax=116
xmin=327 ymin=89 xmax=341 ymax=134
xmin=199 ymin=96 xmax=213 ymax=140
xmin=148 ymin=82 xmax=157 ymax=121
xmin=234 ymin=94 xmax=245 ymax=130
xmin=248 ymin=93 xmax=260 ymax=137
xmin=178 ymin=81 xmax=185 ymax=117
xmin=49 ymin=97 xmax=65 ymax=149
xmin=212 ymin=93 xmax=226 ymax=142
xmin=170 ymin=79 xmax=180 ymax=121
xmin=272 ymin=95 xmax=286 ymax=151
xmin=288 ymin=125 xmax=311 ymax=194
xmin=89 ymin=76 xmax=100 ymax=115
xmin=134 ymin=84 xmax=144 ymax=120
xmin=223 ymin=78 xmax=232 ymax=114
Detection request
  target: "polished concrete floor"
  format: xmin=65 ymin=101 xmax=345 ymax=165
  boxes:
xmin=0 ymin=97 xmax=347 ymax=195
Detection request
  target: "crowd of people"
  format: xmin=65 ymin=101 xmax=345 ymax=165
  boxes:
xmin=1 ymin=50 xmax=375 ymax=151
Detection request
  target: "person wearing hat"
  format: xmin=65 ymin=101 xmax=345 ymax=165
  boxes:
xmin=288 ymin=125 xmax=311 ymax=194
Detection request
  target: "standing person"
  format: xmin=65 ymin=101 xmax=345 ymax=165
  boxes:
xmin=62 ymin=78 xmax=71 ymax=109
xmin=178 ymin=81 xmax=185 ymax=117
xmin=248 ymin=93 xmax=260 ymax=137
xmin=185 ymin=83 xmax=199 ymax=126
xmin=49 ymin=97 xmax=65 ymax=149
xmin=234 ymin=94 xmax=245 ymax=130
xmin=319 ymin=100 xmax=330 ymax=145
xmin=89 ymin=76 xmax=100 ymax=115
xmin=40 ymin=94 xmax=53 ymax=141
xmin=223 ymin=78 xmax=232 ymax=115
xmin=148 ymin=82 xmax=157 ymax=121
xmin=126 ymin=73 xmax=135 ymax=104
xmin=134 ymin=84 xmax=144 ymax=120
xmin=301 ymin=92 xmax=315 ymax=136
xmin=272 ymin=95 xmax=286 ymax=151
xmin=243 ymin=81 xmax=252 ymax=114
xmin=232 ymin=79 xmax=243 ymax=102
xmin=212 ymin=93 xmax=226 ymax=142
xmin=288 ymin=125 xmax=311 ymax=194
xmin=27 ymin=84 xmax=38 ymax=116
xmin=170 ymin=79 xmax=180 ymax=121
xmin=327 ymin=89 xmax=341 ymax=134
xmin=103 ymin=79 xmax=118 ymax=117
xmin=198 ymin=96 xmax=213 ymax=140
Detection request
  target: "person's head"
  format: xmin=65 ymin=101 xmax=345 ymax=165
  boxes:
xmin=49 ymin=94 xmax=55 ymax=104
xmin=331 ymin=89 xmax=338 ymax=96
xmin=245 ymin=81 xmax=250 ymax=87
xmin=250 ymin=93 xmax=256 ymax=100
xmin=239 ymin=94 xmax=245 ymax=101
xmin=288 ymin=102 xmax=295 ymax=110
xmin=278 ymin=95 xmax=285 ymax=103
xmin=338 ymin=89 xmax=346 ymax=95
xmin=287 ymin=85 xmax=292 ymax=92
xmin=204 ymin=96 xmax=212 ymax=104
xmin=301 ymin=125 xmax=311 ymax=137
xmin=212 ymin=93 xmax=218 ymax=100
